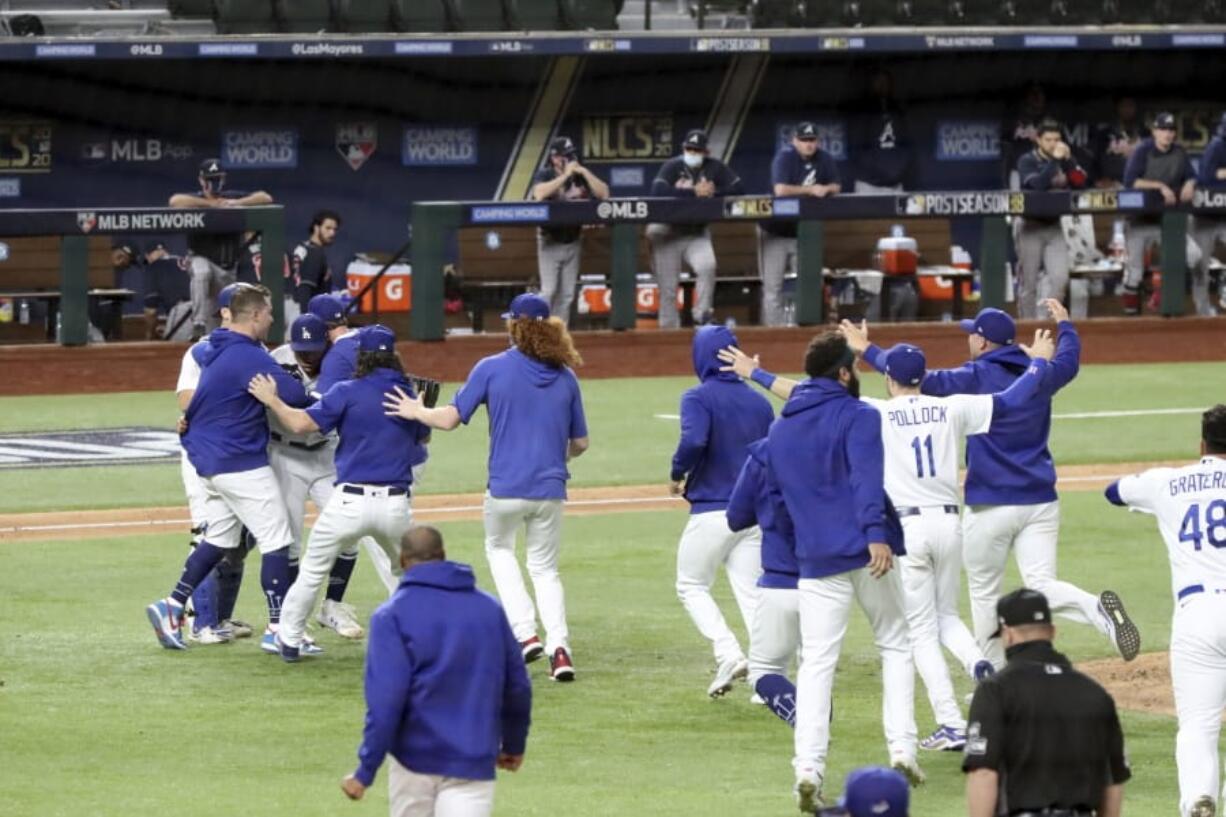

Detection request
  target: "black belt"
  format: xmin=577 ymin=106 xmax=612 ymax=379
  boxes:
xmin=1011 ymin=810 xmax=1094 ymax=817
xmin=897 ymin=504 xmax=960 ymax=517
xmin=270 ymin=432 xmax=329 ymax=452
xmin=342 ymin=484 xmax=407 ymax=497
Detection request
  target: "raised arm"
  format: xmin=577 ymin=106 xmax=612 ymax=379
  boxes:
xmin=383 ymin=386 xmax=461 ymax=431
xmin=991 ymin=328 xmax=1055 ymax=415
xmin=1042 ymin=298 xmax=1081 ymax=393
xmin=717 ymin=346 xmax=797 ymax=400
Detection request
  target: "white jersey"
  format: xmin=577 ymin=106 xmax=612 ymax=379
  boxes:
xmin=269 ymin=344 xmax=331 ymax=448
xmin=176 ymin=343 xmax=203 ymax=394
xmin=864 ymin=393 xmax=994 ymax=508
xmin=1116 ymin=456 xmax=1226 ymax=601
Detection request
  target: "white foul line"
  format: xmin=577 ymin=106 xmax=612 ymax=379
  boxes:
xmin=656 ymin=408 xmax=1204 ymax=422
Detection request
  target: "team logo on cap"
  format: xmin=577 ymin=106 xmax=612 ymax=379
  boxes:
xmin=202 ymin=159 xmax=222 ymax=175
xmin=77 ymin=211 xmax=97 ymax=233
xmin=336 ymin=122 xmax=377 ymax=171
xmin=301 ymin=327 xmax=313 ymax=340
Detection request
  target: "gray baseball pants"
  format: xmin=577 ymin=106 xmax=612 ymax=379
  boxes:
xmin=648 ymin=224 xmax=716 ymax=329
xmin=1015 ymin=220 xmax=1069 ymax=319
xmin=1125 ymin=221 xmax=1205 ymax=310
xmin=1192 ymin=216 xmax=1226 ymax=316
xmin=756 ymin=226 xmax=794 ymax=327
xmin=536 ymin=235 xmax=580 ymax=325
xmin=189 ymin=254 xmax=235 ymax=329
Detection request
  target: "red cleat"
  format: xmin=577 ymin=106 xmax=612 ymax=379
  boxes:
xmin=549 ymin=647 xmax=575 ymax=682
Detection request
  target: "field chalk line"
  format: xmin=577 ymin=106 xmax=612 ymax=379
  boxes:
xmin=655 ymin=407 xmax=1204 ymax=422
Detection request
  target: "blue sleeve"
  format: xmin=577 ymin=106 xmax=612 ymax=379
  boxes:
xmin=306 ymin=381 xmax=348 ymax=434
xmin=498 ymin=611 xmax=532 ymax=755
xmin=1019 ymin=153 xmax=1059 ymax=191
xmin=863 ymin=343 xmax=889 ymax=374
xmin=819 ymin=152 xmax=840 ymax=185
xmin=990 ymin=359 xmax=1048 ymax=418
xmin=1199 ymin=142 xmax=1221 ymax=186
xmin=317 ymin=343 xmax=355 ymax=394
xmin=715 ymin=161 xmax=743 ymax=195
xmin=771 ymin=150 xmax=793 ymax=187
xmin=1044 ymin=320 xmax=1081 ymax=394
xmin=354 ymin=607 xmax=413 ymax=787
xmin=847 ymin=407 xmax=887 ymax=544
xmin=256 ymin=352 xmax=310 ymax=407
xmin=568 ymin=372 xmax=588 ymax=439
xmin=1105 ymin=481 xmax=1125 ymax=506
xmin=670 ymin=390 xmax=710 ymax=482
xmin=920 ymin=363 xmax=980 ymax=397
xmin=452 ymin=359 xmax=492 ymax=424
xmin=726 ymin=456 xmax=762 ymax=532
xmin=1123 ymin=143 xmax=1147 ymax=188
xmin=652 ymin=160 xmax=686 ymax=197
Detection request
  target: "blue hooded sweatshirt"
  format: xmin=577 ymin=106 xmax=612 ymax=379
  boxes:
xmin=727 ymin=438 xmax=798 ymax=589
xmin=183 ymin=328 xmax=309 ymax=477
xmin=356 ymin=560 xmax=532 ymax=786
xmin=768 ymin=378 xmax=905 ymax=580
xmin=864 ymin=321 xmax=1081 ymax=506
xmin=670 ymin=326 xmax=775 ymax=514
xmin=453 ymin=347 xmax=587 ymax=500
xmin=316 ymin=328 xmax=360 ymax=393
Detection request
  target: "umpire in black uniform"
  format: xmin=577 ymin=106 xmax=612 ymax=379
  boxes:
xmin=963 ymin=588 xmax=1130 ymax=817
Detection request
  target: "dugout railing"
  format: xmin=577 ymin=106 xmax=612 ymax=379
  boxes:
xmin=407 ymin=189 xmax=1221 ymax=341
xmin=0 ymin=206 xmax=285 ymax=347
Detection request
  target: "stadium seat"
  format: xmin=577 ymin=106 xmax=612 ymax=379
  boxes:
xmin=749 ymin=0 xmax=800 ymax=26
xmin=275 ymin=0 xmax=336 ymax=32
xmin=516 ymin=0 xmax=562 ymax=29
xmin=392 ymin=0 xmax=451 ymax=30
xmin=561 ymin=0 xmax=618 ymax=28
xmin=168 ymin=0 xmax=215 ymax=17
xmin=338 ymin=0 xmax=393 ymax=31
xmin=214 ymin=0 xmax=277 ymax=33
xmin=797 ymin=0 xmax=863 ymax=26
xmin=450 ymin=0 xmax=510 ymax=30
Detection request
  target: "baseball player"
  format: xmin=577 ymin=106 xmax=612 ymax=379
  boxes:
xmin=1122 ymin=112 xmax=1198 ymax=315
xmin=842 ymin=302 xmax=1140 ymax=668
xmin=248 ymin=324 xmax=429 ymax=661
xmin=383 ymin=293 xmax=588 ymax=682
xmin=726 ymin=437 xmax=798 ymax=725
xmin=146 ymin=284 xmax=309 ymax=651
xmin=765 ymin=331 xmax=919 ymax=811
xmin=143 ymin=241 xmax=193 ymax=341
xmin=289 ymin=211 xmax=341 ymax=319
xmin=1105 ymin=406 xmax=1226 ymax=817
xmin=647 ymin=129 xmax=743 ymax=328
xmin=169 ymin=158 xmax=273 ymax=340
xmin=1015 ymin=120 xmax=1088 ymax=318
xmin=671 ymin=324 xmax=773 ymax=698
xmin=1193 ymin=113 xmax=1226 ymax=317
xmin=758 ymin=122 xmax=841 ymax=327
xmin=531 ymin=136 xmax=609 ymax=325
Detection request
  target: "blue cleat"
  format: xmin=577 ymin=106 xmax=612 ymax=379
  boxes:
xmin=146 ymin=598 xmax=187 ymax=650
xmin=919 ymin=724 xmax=967 ymax=752
xmin=973 ymin=660 xmax=996 ymax=683
xmin=262 ymin=627 xmax=324 ymax=658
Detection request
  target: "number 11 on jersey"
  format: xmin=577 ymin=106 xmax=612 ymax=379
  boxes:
xmin=911 ymin=435 xmax=936 ymax=479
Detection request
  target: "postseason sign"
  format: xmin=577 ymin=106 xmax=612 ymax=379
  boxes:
xmin=898 ymin=192 xmax=1024 ymax=216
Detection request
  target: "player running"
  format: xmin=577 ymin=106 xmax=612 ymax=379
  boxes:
xmin=1105 ymin=406 xmax=1226 ymax=817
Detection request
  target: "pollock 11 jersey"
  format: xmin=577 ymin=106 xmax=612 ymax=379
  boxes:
xmin=1116 ymin=456 xmax=1226 ymax=600
xmin=864 ymin=393 xmax=994 ymax=508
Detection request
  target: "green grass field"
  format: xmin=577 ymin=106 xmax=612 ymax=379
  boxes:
xmin=1 ymin=360 xmax=1219 ymax=816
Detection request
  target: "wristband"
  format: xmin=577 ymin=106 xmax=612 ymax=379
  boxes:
xmin=750 ymin=368 xmax=777 ymax=390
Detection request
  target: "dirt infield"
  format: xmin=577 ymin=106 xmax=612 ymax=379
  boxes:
xmin=3 ymin=316 xmax=1224 ymax=395
xmin=0 ymin=461 xmax=1178 ymax=544
xmin=1080 ymin=652 xmax=1180 ymax=718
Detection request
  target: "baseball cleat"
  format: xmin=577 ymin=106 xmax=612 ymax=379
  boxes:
xmin=549 ymin=647 xmax=575 ymax=682
xmin=188 ymin=624 xmax=234 ymax=645
xmin=973 ymin=659 xmax=996 ymax=683
xmin=1191 ymin=795 xmax=1217 ymax=817
xmin=793 ymin=770 xmax=824 ymax=812
xmin=1099 ymin=590 xmax=1141 ymax=661
xmin=275 ymin=632 xmax=300 ymax=663
xmin=146 ymin=598 xmax=187 ymax=650
xmin=317 ymin=600 xmax=364 ymax=639
xmin=520 ymin=636 xmax=545 ymax=664
xmin=919 ymin=725 xmax=967 ymax=752
xmin=708 ymin=656 xmax=749 ymax=699
xmin=220 ymin=618 xmax=253 ymax=639
xmin=890 ymin=756 xmax=926 ymax=787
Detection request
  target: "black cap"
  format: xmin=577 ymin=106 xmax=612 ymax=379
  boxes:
xmin=112 ymin=240 xmax=137 ymax=258
xmin=1153 ymin=112 xmax=1176 ymax=131
xmin=991 ymin=588 xmax=1052 ymax=638
xmin=549 ymin=136 xmax=577 ymax=158
xmin=683 ymin=129 xmax=708 ymax=150
xmin=144 ymin=239 xmax=167 ymax=255
xmin=199 ymin=157 xmax=225 ymax=177
xmin=795 ymin=121 xmax=818 ymax=139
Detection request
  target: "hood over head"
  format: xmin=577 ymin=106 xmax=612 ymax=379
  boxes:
xmin=692 ymin=325 xmax=741 ymax=382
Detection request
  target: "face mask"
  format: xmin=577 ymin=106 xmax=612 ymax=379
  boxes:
xmin=683 ymin=152 xmax=704 ymax=169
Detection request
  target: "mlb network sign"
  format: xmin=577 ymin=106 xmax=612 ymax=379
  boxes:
xmin=221 ymin=129 xmax=299 ymax=169
xmin=936 ymin=121 xmax=1000 ymax=161
xmin=402 ymin=127 xmax=478 ymax=166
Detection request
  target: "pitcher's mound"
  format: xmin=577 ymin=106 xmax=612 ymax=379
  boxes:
xmin=1079 ymin=652 xmax=1177 ymax=718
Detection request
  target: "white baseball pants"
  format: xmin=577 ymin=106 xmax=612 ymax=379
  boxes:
xmin=483 ymin=495 xmax=569 ymax=654
xmin=199 ymin=466 xmax=294 ymax=553
xmin=279 ymin=485 xmax=410 ymax=648
xmin=388 ymin=757 xmax=495 ymax=817
xmin=793 ymin=566 xmax=917 ymax=778
xmin=748 ymin=586 xmax=799 ymax=684
xmin=899 ymin=511 xmax=984 ymax=730
xmin=180 ymin=450 xmax=208 ymax=529
xmin=1172 ymin=591 xmax=1226 ymax=817
xmin=962 ymin=501 xmax=1107 ymax=666
xmin=269 ymin=443 xmax=396 ymax=591
xmin=676 ymin=511 xmax=762 ymax=665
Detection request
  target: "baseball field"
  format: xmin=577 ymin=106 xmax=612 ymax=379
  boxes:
xmin=1 ymin=359 xmax=1220 ymax=816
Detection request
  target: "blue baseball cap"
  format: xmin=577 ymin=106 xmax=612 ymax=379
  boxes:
xmin=959 ymin=307 xmax=1015 ymax=345
xmin=290 ymin=314 xmax=328 ymax=353
xmin=502 ymin=292 xmax=550 ymax=320
xmin=358 ymin=324 xmax=396 ymax=353
xmin=841 ymin=766 xmax=909 ymax=817
xmin=308 ymin=293 xmax=346 ymax=325
xmin=217 ymin=282 xmax=240 ymax=310
xmin=884 ymin=344 xmax=926 ymax=387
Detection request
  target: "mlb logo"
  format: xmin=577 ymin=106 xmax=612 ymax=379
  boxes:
xmin=77 ymin=211 xmax=97 ymax=233
xmin=80 ymin=142 xmax=107 ymax=163
xmin=336 ymin=122 xmax=377 ymax=171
